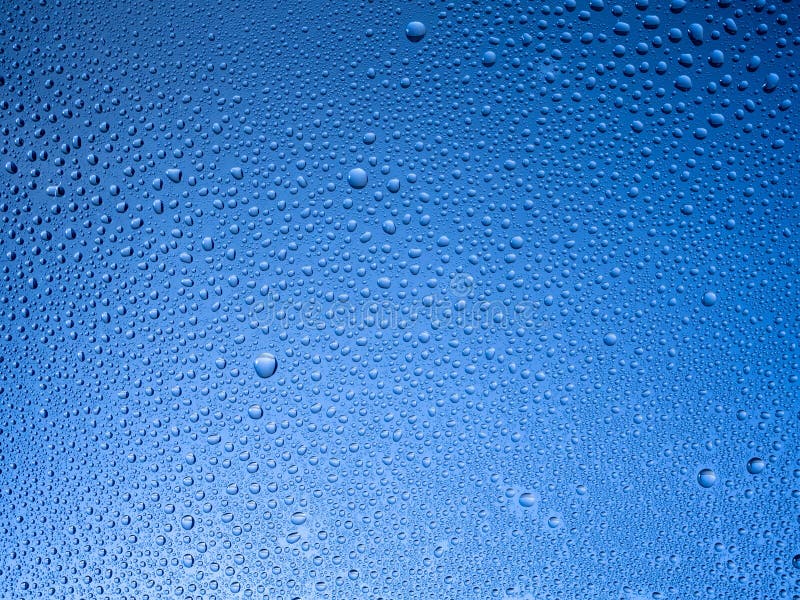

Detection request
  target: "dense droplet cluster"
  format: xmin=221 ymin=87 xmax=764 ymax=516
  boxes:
xmin=1 ymin=0 xmax=798 ymax=598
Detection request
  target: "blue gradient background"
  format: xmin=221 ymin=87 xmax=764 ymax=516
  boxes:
xmin=1 ymin=0 xmax=798 ymax=598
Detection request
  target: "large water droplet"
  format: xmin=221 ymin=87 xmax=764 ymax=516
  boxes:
xmin=698 ymin=468 xmax=717 ymax=488
xmin=254 ymin=352 xmax=278 ymax=378
xmin=347 ymin=167 xmax=368 ymax=189
xmin=405 ymin=21 xmax=426 ymax=42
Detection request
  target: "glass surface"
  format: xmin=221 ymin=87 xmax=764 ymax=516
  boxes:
xmin=1 ymin=0 xmax=798 ymax=598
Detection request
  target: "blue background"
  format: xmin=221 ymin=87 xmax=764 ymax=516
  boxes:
xmin=1 ymin=0 xmax=798 ymax=598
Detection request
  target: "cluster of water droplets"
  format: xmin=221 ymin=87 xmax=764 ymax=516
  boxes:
xmin=0 ymin=0 xmax=798 ymax=598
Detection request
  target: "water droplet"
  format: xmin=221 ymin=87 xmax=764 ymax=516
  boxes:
xmin=166 ymin=167 xmax=182 ymax=183
xmin=405 ymin=21 xmax=426 ymax=42
xmin=702 ymin=291 xmax=717 ymax=307
xmin=254 ymin=352 xmax=278 ymax=378
xmin=746 ymin=457 xmax=765 ymax=475
xmin=347 ymin=167 xmax=368 ymax=189
xmin=698 ymin=468 xmax=717 ymax=488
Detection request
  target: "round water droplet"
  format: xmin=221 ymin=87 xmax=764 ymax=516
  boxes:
xmin=698 ymin=468 xmax=717 ymax=488
xmin=603 ymin=333 xmax=618 ymax=346
xmin=254 ymin=352 xmax=278 ymax=378
xmin=746 ymin=457 xmax=765 ymax=474
xmin=347 ymin=167 xmax=368 ymax=189
xmin=701 ymin=291 xmax=717 ymax=306
xmin=405 ymin=21 xmax=426 ymax=42
xmin=248 ymin=404 xmax=264 ymax=420
xmin=181 ymin=515 xmax=195 ymax=530
xmin=519 ymin=492 xmax=536 ymax=507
